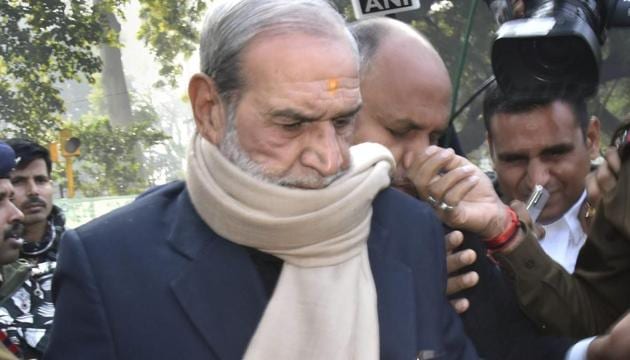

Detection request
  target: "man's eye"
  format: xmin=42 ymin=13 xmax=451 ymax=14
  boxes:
xmin=333 ymin=117 xmax=353 ymax=129
xmin=541 ymin=154 xmax=563 ymax=163
xmin=282 ymin=122 xmax=303 ymax=131
xmin=547 ymin=149 xmax=569 ymax=158
xmin=35 ymin=177 xmax=50 ymax=184
xmin=387 ymin=128 xmax=407 ymax=137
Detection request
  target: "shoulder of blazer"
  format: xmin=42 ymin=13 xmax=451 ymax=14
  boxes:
xmin=72 ymin=181 xmax=187 ymax=241
xmin=372 ymin=187 xmax=439 ymax=230
xmin=370 ymin=187 xmax=444 ymax=268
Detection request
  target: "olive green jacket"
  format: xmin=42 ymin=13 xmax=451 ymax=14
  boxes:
xmin=495 ymin=158 xmax=630 ymax=338
xmin=0 ymin=344 xmax=17 ymax=360
xmin=0 ymin=260 xmax=31 ymax=306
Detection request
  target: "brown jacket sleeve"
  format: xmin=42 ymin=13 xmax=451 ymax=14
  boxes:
xmin=0 ymin=344 xmax=17 ymax=360
xmin=494 ymin=159 xmax=630 ymax=339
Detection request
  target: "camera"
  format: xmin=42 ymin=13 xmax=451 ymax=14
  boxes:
xmin=491 ymin=0 xmax=630 ymax=99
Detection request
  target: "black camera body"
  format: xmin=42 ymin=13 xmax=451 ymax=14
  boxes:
xmin=491 ymin=0 xmax=630 ymax=99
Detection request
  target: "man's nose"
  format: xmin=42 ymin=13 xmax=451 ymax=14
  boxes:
xmin=8 ymin=201 xmax=23 ymax=223
xmin=301 ymin=123 xmax=347 ymax=177
xmin=25 ymin=179 xmax=39 ymax=196
xmin=526 ymin=159 xmax=550 ymax=188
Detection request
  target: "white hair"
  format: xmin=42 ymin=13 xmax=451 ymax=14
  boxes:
xmin=199 ymin=0 xmax=358 ymax=104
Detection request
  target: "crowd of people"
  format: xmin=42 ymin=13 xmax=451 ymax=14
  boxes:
xmin=0 ymin=0 xmax=628 ymax=359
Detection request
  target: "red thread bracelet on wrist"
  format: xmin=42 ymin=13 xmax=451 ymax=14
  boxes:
xmin=485 ymin=207 xmax=520 ymax=251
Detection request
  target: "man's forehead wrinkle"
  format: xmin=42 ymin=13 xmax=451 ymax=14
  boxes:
xmin=267 ymin=78 xmax=360 ymax=91
xmin=287 ymin=88 xmax=360 ymax=103
xmin=497 ymin=140 xmax=573 ymax=157
xmin=383 ymin=114 xmax=434 ymax=133
xmin=266 ymin=107 xmax=327 ymax=121
xmin=261 ymin=85 xmax=361 ymax=119
xmin=266 ymin=97 xmax=360 ymax=121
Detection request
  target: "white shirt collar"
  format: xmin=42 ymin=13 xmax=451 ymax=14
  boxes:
xmin=539 ymin=190 xmax=588 ymax=273
xmin=541 ymin=190 xmax=586 ymax=244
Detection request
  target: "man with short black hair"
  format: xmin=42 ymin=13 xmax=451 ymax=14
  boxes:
xmin=483 ymin=84 xmax=601 ymax=273
xmin=488 ymin=119 xmax=630 ymax=341
xmin=0 ymin=139 xmax=65 ymax=358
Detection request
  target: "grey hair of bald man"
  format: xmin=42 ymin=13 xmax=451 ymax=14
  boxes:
xmin=348 ymin=17 xmax=437 ymax=76
xmin=200 ymin=0 xmax=358 ymax=104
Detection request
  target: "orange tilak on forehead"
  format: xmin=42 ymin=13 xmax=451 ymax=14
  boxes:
xmin=327 ymin=78 xmax=339 ymax=94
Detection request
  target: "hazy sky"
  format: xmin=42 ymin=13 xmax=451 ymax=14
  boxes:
xmin=119 ymin=1 xmax=200 ymax=103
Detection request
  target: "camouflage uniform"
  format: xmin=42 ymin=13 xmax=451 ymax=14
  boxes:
xmin=0 ymin=206 xmax=65 ymax=359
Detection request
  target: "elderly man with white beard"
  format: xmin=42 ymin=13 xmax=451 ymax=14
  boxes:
xmin=44 ymin=1 xmax=475 ymax=359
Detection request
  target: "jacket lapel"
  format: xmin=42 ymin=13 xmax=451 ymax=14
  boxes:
xmin=369 ymin=219 xmax=417 ymax=360
xmin=165 ymin=188 xmax=417 ymax=359
xmin=167 ymin=190 xmax=268 ymax=359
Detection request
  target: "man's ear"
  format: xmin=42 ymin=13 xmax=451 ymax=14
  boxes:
xmin=188 ymin=73 xmax=227 ymax=145
xmin=585 ymin=116 xmax=601 ymax=160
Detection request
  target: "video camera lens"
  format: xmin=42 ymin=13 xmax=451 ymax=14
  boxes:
xmin=531 ymin=37 xmax=575 ymax=70
xmin=522 ymin=35 xmax=594 ymax=81
xmin=491 ymin=0 xmax=630 ymax=99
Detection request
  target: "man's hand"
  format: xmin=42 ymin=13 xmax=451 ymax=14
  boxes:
xmin=587 ymin=311 xmax=630 ymax=360
xmin=496 ymin=200 xmax=545 ymax=254
xmin=485 ymin=0 xmax=525 ymax=24
xmin=444 ymin=230 xmax=478 ymax=314
xmin=407 ymin=146 xmax=510 ymax=240
xmin=595 ymin=147 xmax=621 ymax=203
xmin=583 ymin=147 xmax=621 ymax=231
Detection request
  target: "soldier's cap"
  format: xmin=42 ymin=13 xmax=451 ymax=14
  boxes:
xmin=0 ymin=142 xmax=16 ymax=179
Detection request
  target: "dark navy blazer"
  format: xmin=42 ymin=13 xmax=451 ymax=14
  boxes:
xmin=455 ymin=234 xmax=575 ymax=359
xmin=44 ymin=181 xmax=476 ymax=360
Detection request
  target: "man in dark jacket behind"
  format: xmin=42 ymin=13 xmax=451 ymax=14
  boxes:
xmin=349 ymin=16 xmax=574 ymax=359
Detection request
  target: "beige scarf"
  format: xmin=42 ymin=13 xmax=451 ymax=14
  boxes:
xmin=186 ymin=133 xmax=394 ymax=360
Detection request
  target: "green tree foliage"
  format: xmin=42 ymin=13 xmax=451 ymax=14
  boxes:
xmin=137 ymin=0 xmax=206 ymax=87
xmin=0 ymin=0 xmax=113 ymax=140
xmin=69 ymin=115 xmax=169 ymax=197
xmin=591 ymin=28 xmax=630 ymax=144
xmin=52 ymin=76 xmax=172 ymax=197
xmin=411 ymin=1 xmax=496 ymax=152
xmin=1 ymin=0 xmax=204 ymax=136
xmin=2 ymin=0 xmax=204 ymax=196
